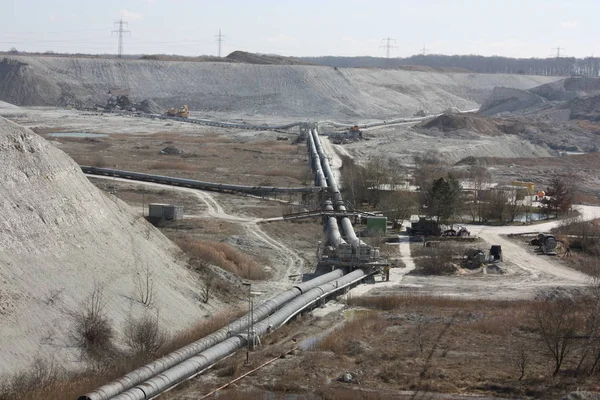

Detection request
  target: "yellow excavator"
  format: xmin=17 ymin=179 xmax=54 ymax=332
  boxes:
xmin=166 ymin=105 xmax=189 ymax=118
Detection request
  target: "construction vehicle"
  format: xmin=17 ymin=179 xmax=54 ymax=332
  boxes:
xmin=349 ymin=125 xmax=363 ymax=138
xmin=531 ymin=233 xmax=560 ymax=255
xmin=464 ymin=248 xmax=486 ymax=269
xmin=166 ymin=105 xmax=189 ymax=118
xmin=442 ymin=226 xmax=471 ymax=237
xmin=407 ymin=217 xmax=441 ymax=237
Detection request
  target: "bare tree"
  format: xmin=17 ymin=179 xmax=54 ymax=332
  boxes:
xmin=576 ymin=281 xmax=600 ymax=375
xmin=73 ymin=283 xmax=114 ymax=361
xmin=200 ymin=273 xmax=215 ymax=304
xmin=380 ymin=191 xmax=415 ymax=230
xmin=467 ymin=163 xmax=492 ymax=223
xmin=508 ymin=335 xmax=530 ymax=381
xmin=533 ymin=299 xmax=581 ymax=376
xmin=134 ymin=264 xmax=155 ymax=307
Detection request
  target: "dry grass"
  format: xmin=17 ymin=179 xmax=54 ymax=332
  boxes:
xmin=176 ymin=239 xmax=269 ymax=280
xmin=347 ymin=293 xmax=526 ymax=312
xmin=0 ymin=310 xmax=245 ymax=400
xmin=246 ymin=140 xmax=299 ymax=154
xmin=260 ymin=168 xmax=308 ymax=182
xmin=163 ymin=310 xmax=245 ymax=354
xmin=149 ymin=161 xmax=196 ymax=172
xmin=320 ymin=311 xmax=389 ymax=354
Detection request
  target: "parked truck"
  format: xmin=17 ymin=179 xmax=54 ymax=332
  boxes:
xmin=407 ymin=218 xmax=441 ymax=236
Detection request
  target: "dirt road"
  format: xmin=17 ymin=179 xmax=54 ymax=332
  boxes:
xmin=89 ymin=176 xmax=306 ymax=296
xmin=466 ymin=205 xmax=599 ymax=284
xmin=366 ymin=208 xmax=600 ymax=300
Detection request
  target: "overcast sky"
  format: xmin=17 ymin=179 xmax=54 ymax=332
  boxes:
xmin=1 ymin=0 xmax=598 ymax=58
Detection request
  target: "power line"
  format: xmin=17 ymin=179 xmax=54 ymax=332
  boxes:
xmin=379 ymin=37 xmax=397 ymax=59
xmin=0 ymin=28 xmax=107 ymax=36
xmin=112 ymin=19 xmax=131 ymax=58
xmin=215 ymin=29 xmax=225 ymax=57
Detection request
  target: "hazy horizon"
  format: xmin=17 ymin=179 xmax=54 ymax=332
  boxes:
xmin=1 ymin=0 xmax=598 ymax=59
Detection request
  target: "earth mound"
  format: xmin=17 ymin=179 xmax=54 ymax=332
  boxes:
xmin=479 ymin=77 xmax=600 ymax=123
xmin=417 ymin=112 xmax=526 ymax=136
xmin=225 ymin=51 xmax=312 ymax=65
xmin=570 ymin=94 xmax=600 ymax=122
xmin=530 ymin=76 xmax=600 ymax=101
xmin=478 ymin=87 xmax=547 ymax=115
xmin=0 ymin=117 xmax=213 ymax=376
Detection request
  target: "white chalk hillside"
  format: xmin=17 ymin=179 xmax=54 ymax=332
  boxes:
xmin=0 ymin=117 xmax=211 ymax=376
xmin=1 ymin=56 xmax=560 ymax=119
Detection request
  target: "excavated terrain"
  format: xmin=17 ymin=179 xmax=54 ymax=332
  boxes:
xmin=0 ymin=117 xmax=220 ymax=376
xmin=0 ymin=55 xmax=559 ymax=119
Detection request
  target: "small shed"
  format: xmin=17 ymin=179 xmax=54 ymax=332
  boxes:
xmin=366 ymin=216 xmax=387 ymax=235
xmin=148 ymin=203 xmax=183 ymax=220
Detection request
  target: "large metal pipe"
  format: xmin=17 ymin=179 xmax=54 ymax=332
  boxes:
xmin=326 ymin=217 xmax=346 ymax=248
xmin=81 ymin=167 xmax=320 ymax=194
xmin=110 ymin=269 xmax=368 ymax=400
xmin=81 ymin=127 xmax=371 ymax=400
xmin=115 ymin=110 xmax=309 ymax=132
xmin=79 ymin=269 xmax=345 ymax=400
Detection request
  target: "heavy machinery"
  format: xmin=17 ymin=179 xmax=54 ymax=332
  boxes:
xmin=464 ymin=248 xmax=486 ymax=269
xmin=347 ymin=125 xmax=363 ymax=140
xmin=442 ymin=226 xmax=471 ymax=237
xmin=166 ymin=105 xmax=189 ymax=118
xmin=408 ymin=217 xmax=441 ymax=237
xmin=531 ymin=233 xmax=568 ymax=256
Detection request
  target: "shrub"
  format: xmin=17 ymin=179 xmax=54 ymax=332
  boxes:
xmin=72 ymin=285 xmax=114 ymax=361
xmin=414 ymin=243 xmax=458 ymax=275
xmin=123 ymin=313 xmax=166 ymax=358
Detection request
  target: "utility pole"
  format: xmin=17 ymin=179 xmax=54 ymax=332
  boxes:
xmin=112 ymin=19 xmax=131 ymax=58
xmin=243 ymin=282 xmax=252 ymax=364
xmin=379 ymin=37 xmax=397 ymax=59
xmin=215 ymin=29 xmax=225 ymax=57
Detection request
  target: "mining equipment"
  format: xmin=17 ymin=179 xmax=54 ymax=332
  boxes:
xmin=531 ymin=233 xmax=567 ymax=256
xmin=442 ymin=226 xmax=471 ymax=237
xmin=407 ymin=217 xmax=441 ymax=236
xmin=166 ymin=105 xmax=189 ymax=118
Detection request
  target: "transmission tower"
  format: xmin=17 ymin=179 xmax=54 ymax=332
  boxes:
xmin=112 ymin=19 xmax=131 ymax=58
xmin=215 ymin=29 xmax=225 ymax=57
xmin=379 ymin=37 xmax=397 ymax=59
xmin=420 ymin=45 xmax=429 ymax=56
xmin=551 ymin=47 xmax=565 ymax=58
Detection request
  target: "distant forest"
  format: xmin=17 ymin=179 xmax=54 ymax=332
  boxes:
xmin=300 ymin=54 xmax=600 ymax=76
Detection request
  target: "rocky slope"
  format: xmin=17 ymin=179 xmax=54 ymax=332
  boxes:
xmin=479 ymin=76 xmax=600 ymax=122
xmin=0 ymin=117 xmax=213 ymax=376
xmin=0 ymin=56 xmax=560 ymax=119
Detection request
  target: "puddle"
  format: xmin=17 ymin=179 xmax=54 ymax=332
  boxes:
xmin=48 ymin=132 xmax=108 ymax=138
